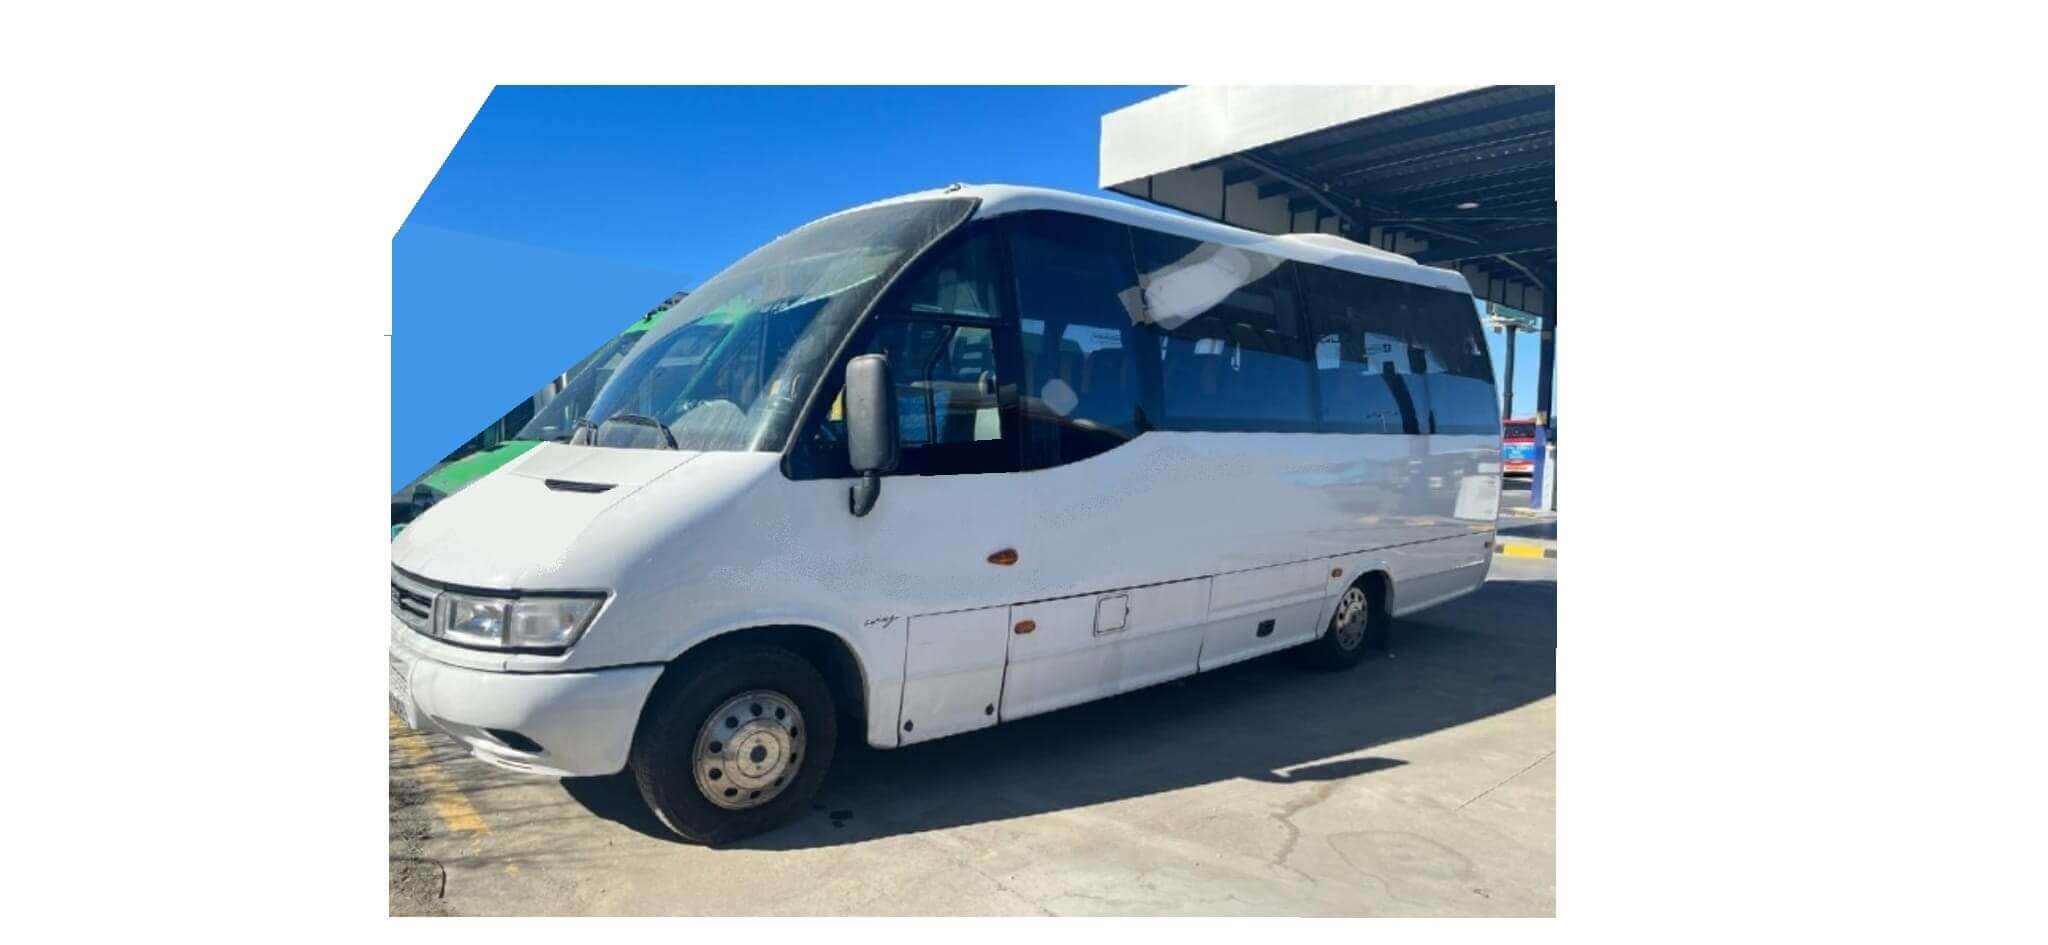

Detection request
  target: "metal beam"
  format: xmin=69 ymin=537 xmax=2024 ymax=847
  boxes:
xmin=1371 ymin=215 xmax=1553 ymax=225
xmin=1283 ymin=92 xmax=1554 ymax=172
xmin=1221 ymin=164 xmax=1265 ymax=187
xmin=1353 ymin=147 xmax=1554 ymax=195
xmin=1311 ymin=127 xmax=1550 ymax=181
xmin=1409 ymin=227 xmax=1557 ymax=264
xmin=1389 ymin=165 xmax=1555 ymax=207
xmin=1255 ymin=178 xmax=1299 ymax=200
xmin=1233 ymin=151 xmax=1367 ymax=235
xmin=1492 ymin=253 xmax=1551 ymax=293
xmin=1238 ymin=150 xmax=1535 ymax=253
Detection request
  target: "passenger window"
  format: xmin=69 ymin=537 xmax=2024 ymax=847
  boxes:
xmin=1008 ymin=213 xmax=1153 ymax=469
xmin=1131 ymin=231 xmax=1316 ymax=431
xmin=1405 ymin=287 xmax=1498 ymax=435
xmin=1406 ymin=285 xmax=1493 ymax=380
xmin=1298 ymin=265 xmax=1428 ymax=434
xmin=1423 ymin=372 xmax=1500 ymax=436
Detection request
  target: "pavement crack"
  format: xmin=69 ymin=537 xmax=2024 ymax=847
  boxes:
xmin=1456 ymin=750 xmax=1554 ymax=811
xmin=916 ymin=835 xmax=1055 ymax=916
xmin=1270 ymin=779 xmax=1341 ymax=880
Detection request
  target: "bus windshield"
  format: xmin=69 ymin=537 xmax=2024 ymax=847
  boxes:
xmin=578 ymin=197 xmax=974 ymax=451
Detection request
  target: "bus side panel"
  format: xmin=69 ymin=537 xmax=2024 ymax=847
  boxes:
xmin=1111 ymin=577 xmax=1211 ymax=694
xmin=1001 ymin=595 xmax=1111 ymax=720
xmin=1001 ymin=576 xmax=1211 ymax=721
xmin=1024 ymin=431 xmax=1429 ymax=603
xmin=1395 ymin=431 xmax=1503 ymax=615
xmin=1388 ymin=534 xmax=1494 ymax=617
xmin=898 ymin=605 xmax=1010 ymax=745
xmin=1024 ymin=429 xmax=1491 ymax=592
xmin=1197 ymin=560 xmax=1326 ymax=671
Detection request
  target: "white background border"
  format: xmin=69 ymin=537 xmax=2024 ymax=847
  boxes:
xmin=4 ymin=0 xmax=2039 ymax=936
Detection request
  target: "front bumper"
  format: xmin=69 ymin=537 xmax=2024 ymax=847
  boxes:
xmin=390 ymin=627 xmax=663 ymax=777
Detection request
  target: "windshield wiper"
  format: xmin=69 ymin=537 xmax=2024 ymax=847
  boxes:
xmin=599 ymin=412 xmax=678 ymax=450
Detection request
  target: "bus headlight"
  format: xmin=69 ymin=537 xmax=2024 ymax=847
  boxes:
xmin=437 ymin=593 xmax=603 ymax=651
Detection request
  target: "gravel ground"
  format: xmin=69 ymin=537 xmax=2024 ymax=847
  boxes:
xmin=390 ymin=731 xmax=453 ymax=915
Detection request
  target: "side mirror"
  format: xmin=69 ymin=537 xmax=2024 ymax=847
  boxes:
xmin=844 ymin=353 xmax=898 ymax=517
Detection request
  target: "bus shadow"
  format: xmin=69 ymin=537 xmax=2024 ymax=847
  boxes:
xmin=561 ymin=574 xmax=1556 ymax=850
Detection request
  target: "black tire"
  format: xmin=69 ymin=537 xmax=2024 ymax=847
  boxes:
xmin=629 ymin=645 xmax=838 ymax=845
xmin=1299 ymin=578 xmax=1389 ymax=671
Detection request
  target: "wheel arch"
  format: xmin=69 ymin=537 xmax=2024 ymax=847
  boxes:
xmin=641 ymin=623 xmax=870 ymax=737
xmin=1360 ymin=568 xmax=1394 ymax=613
xmin=1347 ymin=568 xmax=1395 ymax=626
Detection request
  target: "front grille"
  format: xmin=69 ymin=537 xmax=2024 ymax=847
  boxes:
xmin=391 ymin=568 xmax=436 ymax=632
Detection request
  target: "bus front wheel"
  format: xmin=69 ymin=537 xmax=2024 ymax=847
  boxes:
xmin=629 ymin=645 xmax=839 ymax=844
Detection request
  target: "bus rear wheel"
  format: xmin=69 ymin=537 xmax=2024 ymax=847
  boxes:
xmin=629 ymin=645 xmax=838 ymax=845
xmin=1301 ymin=580 xmax=1389 ymax=670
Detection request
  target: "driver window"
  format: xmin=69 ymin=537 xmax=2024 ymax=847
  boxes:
xmin=788 ymin=228 xmax=1020 ymax=479
xmin=895 ymin=231 xmax=1004 ymax=320
xmin=874 ymin=321 xmax=1002 ymax=448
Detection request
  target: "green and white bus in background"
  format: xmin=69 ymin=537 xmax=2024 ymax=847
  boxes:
xmin=392 ymin=293 xmax=709 ymax=533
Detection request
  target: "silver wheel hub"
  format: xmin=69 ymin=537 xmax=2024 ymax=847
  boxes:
xmin=693 ymin=690 xmax=806 ymax=810
xmin=1332 ymin=588 xmax=1370 ymax=650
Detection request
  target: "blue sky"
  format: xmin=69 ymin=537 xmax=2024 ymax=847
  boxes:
xmin=407 ymin=86 xmax=1172 ymax=272
xmin=395 ymin=86 xmax=1542 ymax=487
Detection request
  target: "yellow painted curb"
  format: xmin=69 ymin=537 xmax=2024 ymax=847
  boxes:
xmin=390 ymin=714 xmax=488 ymax=834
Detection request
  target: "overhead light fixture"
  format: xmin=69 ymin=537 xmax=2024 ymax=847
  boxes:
xmin=1456 ymin=201 xmax=1481 ymax=210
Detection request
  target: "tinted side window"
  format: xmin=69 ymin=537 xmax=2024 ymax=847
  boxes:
xmin=1008 ymin=213 xmax=1152 ymax=468
xmin=1404 ymin=287 xmax=1498 ymax=436
xmin=1298 ymin=264 xmax=1429 ymax=435
xmin=1406 ymin=285 xmax=1493 ymax=380
xmin=1131 ymin=232 xmax=1316 ymax=431
xmin=1424 ymin=372 xmax=1499 ymax=436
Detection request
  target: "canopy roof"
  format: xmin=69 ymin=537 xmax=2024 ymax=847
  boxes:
xmin=1101 ymin=85 xmax=1555 ymax=317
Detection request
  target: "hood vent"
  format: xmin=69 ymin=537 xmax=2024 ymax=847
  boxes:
xmin=543 ymin=478 xmax=615 ymax=494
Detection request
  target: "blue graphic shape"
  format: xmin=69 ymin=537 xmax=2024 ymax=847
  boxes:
xmin=392 ymin=224 xmax=685 ymax=491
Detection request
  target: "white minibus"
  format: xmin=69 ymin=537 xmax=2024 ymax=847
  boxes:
xmin=390 ymin=184 xmax=1503 ymax=843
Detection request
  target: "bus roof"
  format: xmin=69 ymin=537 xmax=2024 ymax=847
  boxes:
xmin=825 ymin=183 xmax=1474 ymax=296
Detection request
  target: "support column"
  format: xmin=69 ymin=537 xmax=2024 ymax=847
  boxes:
xmin=1530 ymin=281 xmax=1556 ymax=509
xmin=1501 ymin=323 xmax=1519 ymax=420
